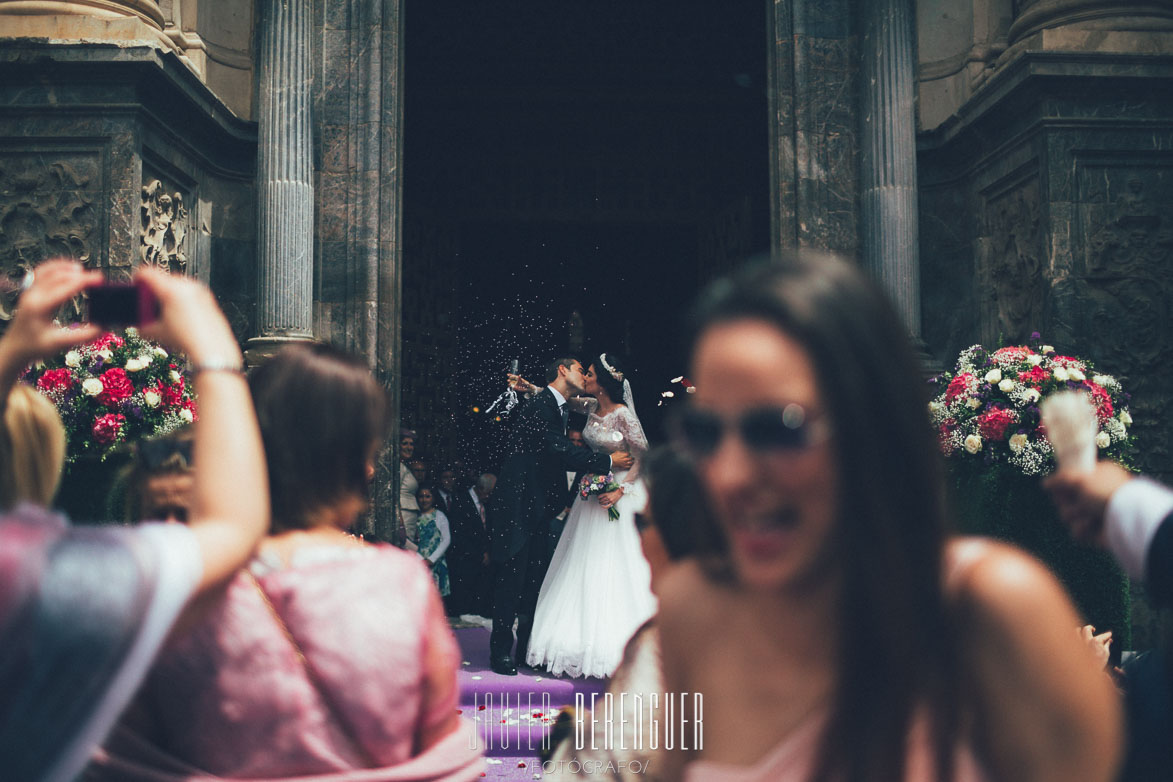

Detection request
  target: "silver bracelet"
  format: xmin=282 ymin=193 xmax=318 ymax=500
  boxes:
xmin=188 ymin=357 xmax=245 ymax=375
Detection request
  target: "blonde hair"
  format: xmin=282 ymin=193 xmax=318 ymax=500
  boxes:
xmin=0 ymin=384 xmax=67 ymax=509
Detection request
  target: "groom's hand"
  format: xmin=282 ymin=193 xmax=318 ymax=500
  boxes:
xmin=610 ymin=451 xmax=634 ymax=470
xmin=507 ymin=373 xmax=536 ymax=393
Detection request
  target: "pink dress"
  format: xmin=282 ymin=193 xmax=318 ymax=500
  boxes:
xmin=89 ymin=543 xmax=483 ymax=781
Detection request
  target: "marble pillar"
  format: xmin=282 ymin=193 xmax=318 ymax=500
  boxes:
xmin=249 ymin=0 xmax=313 ymax=361
xmin=860 ymin=0 xmax=929 ymax=358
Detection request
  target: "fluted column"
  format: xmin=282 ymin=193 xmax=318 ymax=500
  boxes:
xmin=860 ymin=0 xmax=927 ymax=351
xmin=249 ymin=0 xmax=313 ymax=361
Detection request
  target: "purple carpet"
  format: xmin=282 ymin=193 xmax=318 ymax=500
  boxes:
xmin=454 ymin=627 xmax=606 ymax=779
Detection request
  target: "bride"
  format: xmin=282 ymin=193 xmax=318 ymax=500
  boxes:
xmin=525 ymin=352 xmax=657 ymax=678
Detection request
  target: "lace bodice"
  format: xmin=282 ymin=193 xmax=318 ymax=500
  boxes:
xmin=583 ymin=405 xmax=649 ymax=456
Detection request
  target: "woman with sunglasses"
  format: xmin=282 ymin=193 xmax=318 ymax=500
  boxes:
xmin=658 ymin=252 xmax=1121 ymax=782
xmin=523 ymin=352 xmax=657 ymax=679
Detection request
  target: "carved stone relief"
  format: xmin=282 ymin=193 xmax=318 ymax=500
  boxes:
xmin=140 ymin=179 xmax=189 ymax=273
xmin=980 ymin=178 xmax=1045 ymax=344
xmin=0 ymin=152 xmax=101 ymax=321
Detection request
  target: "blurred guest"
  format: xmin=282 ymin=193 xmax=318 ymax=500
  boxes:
xmin=446 ymin=473 xmax=495 ymax=617
xmin=409 ymin=458 xmax=429 ymax=487
xmin=1047 ymin=460 xmax=1173 ymax=782
xmin=0 ymin=260 xmax=268 ymax=782
xmin=398 ymin=430 xmax=420 ymax=550
xmin=657 ymin=253 xmax=1121 ymax=782
xmin=120 ymin=429 xmax=195 ymax=523
xmin=416 ymin=486 xmax=451 ymax=597
xmin=91 ymin=343 xmax=482 ymax=781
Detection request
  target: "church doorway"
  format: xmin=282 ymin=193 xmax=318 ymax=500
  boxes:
xmin=402 ymin=2 xmax=770 ymax=470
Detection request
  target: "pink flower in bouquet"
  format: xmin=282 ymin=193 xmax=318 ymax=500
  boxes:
xmin=96 ymin=367 xmax=133 ymax=407
xmin=1086 ymin=383 xmax=1114 ymax=423
xmin=36 ymin=368 xmax=73 ymax=393
xmin=992 ymin=346 xmax=1031 ymax=363
xmin=90 ymin=333 xmax=125 ymax=352
xmin=1054 ymin=356 xmax=1086 ymax=370
xmin=945 ymin=373 xmax=976 ymax=403
xmin=181 ymin=398 xmax=199 ymax=422
xmin=977 ymin=408 xmax=1016 ymax=442
xmin=1017 ymin=366 xmax=1050 ymax=387
xmin=92 ymin=413 xmax=126 ymax=445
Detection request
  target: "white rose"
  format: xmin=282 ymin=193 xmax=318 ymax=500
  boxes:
xmin=64 ymin=350 xmax=82 ymax=368
xmin=125 ymin=326 xmax=138 ymax=337
xmin=170 ymin=370 xmax=181 ymax=383
xmin=1095 ymin=431 xmax=1111 ymax=449
xmin=1120 ymin=409 xmax=1133 ymax=426
xmin=964 ymin=434 xmax=982 ymax=454
xmin=179 ymin=408 xmax=195 ymax=423
xmin=1041 ymin=345 xmax=1055 ymax=354
xmin=1009 ymin=433 xmax=1028 ymax=453
xmin=998 ymin=378 xmax=1016 ymax=393
xmin=153 ymin=346 xmax=168 ymax=358
xmin=125 ymin=358 xmax=144 ymax=372
xmin=82 ymin=378 xmax=104 ymax=396
xmin=98 ymin=349 xmax=113 ymax=361
xmin=1023 ymin=388 xmax=1041 ymax=403
xmin=984 ymin=368 xmax=1002 ymax=383
xmin=138 ymin=353 xmax=153 ymax=366
xmin=1069 ymin=368 xmax=1086 ymax=381
xmin=1053 ymin=367 xmax=1070 ymax=382
xmin=1027 ymin=354 xmax=1043 ymax=366
xmin=966 ymin=397 xmax=981 ymax=410
xmin=144 ymin=389 xmax=161 ymax=408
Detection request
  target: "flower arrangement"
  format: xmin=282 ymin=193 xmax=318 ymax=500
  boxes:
xmin=579 ymin=472 xmax=622 ymax=521
xmin=23 ymin=328 xmax=197 ymax=462
xmin=928 ymin=335 xmax=1132 ymax=476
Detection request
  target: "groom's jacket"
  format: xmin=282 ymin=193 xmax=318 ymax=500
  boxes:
xmin=486 ymin=387 xmax=610 ymax=562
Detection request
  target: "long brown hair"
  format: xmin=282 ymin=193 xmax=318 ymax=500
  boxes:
xmin=687 ymin=252 xmax=959 ymax=782
xmin=249 ymin=343 xmax=389 ymax=532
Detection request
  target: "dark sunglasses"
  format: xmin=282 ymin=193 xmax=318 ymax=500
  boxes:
xmin=673 ymin=403 xmax=829 ymax=458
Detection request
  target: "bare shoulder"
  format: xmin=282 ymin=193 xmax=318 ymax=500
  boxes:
xmin=657 ymin=558 xmax=727 ymax=640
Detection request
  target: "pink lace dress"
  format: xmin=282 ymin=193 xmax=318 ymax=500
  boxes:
xmin=90 ymin=543 xmax=482 ymax=781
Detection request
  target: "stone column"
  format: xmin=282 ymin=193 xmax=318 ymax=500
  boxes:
xmin=1009 ymin=0 xmax=1173 ymax=44
xmin=0 ymin=1 xmax=164 ymax=29
xmin=248 ymin=0 xmax=313 ymax=362
xmin=860 ymin=0 xmax=931 ymax=362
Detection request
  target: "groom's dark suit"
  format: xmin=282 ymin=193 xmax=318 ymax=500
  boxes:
xmin=487 ymin=387 xmax=610 ymax=668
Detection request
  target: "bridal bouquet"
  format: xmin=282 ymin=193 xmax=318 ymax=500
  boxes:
xmin=580 ymin=472 xmax=622 ymax=520
xmin=24 ymin=328 xmax=197 ymax=462
xmin=928 ymin=336 xmax=1132 ymax=476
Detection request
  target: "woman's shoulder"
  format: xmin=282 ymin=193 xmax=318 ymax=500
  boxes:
xmin=657 ymin=558 xmax=731 ymax=634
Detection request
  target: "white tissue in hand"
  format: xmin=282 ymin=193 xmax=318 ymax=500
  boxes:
xmin=1040 ymin=391 xmax=1098 ymax=473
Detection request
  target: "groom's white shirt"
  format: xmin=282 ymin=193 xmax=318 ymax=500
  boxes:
xmin=547 ymin=385 xmax=567 ymax=408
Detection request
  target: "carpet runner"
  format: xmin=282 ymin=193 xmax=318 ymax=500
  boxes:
xmin=454 ymin=627 xmax=606 ymax=779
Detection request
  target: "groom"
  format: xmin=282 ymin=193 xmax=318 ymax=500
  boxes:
xmin=487 ymin=357 xmax=633 ymax=675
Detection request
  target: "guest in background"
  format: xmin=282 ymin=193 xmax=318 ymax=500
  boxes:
xmin=446 ymin=473 xmax=495 ymax=617
xmin=658 ymin=252 xmax=1121 ymax=782
xmin=118 ymin=429 xmax=195 ymax=524
xmin=398 ymin=429 xmax=420 ymax=550
xmin=409 ymin=458 xmax=430 ymax=488
xmin=92 ymin=343 xmax=482 ymax=781
xmin=416 ymin=486 xmax=451 ymax=597
xmin=0 ymin=260 xmax=268 ymax=782
xmin=436 ymin=468 xmax=458 ymax=515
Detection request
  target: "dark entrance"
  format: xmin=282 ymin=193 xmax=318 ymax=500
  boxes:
xmin=402 ymin=2 xmax=770 ymax=470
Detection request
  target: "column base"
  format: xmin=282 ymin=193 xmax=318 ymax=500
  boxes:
xmin=244 ymin=334 xmax=314 ymax=368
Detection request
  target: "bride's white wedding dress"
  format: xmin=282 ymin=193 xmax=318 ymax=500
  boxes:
xmin=525 ymin=403 xmax=657 ymax=678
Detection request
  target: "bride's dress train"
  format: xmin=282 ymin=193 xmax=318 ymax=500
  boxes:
xmin=525 ymin=406 xmax=656 ymax=679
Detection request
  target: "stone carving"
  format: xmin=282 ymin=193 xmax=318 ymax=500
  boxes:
xmin=140 ymin=180 xmax=188 ymax=273
xmin=1086 ymin=177 xmax=1172 ymax=280
xmin=0 ymin=154 xmax=100 ymax=321
xmin=982 ymin=181 xmax=1045 ymax=343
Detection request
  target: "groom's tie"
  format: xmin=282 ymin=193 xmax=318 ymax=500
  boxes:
xmin=559 ymin=402 xmax=568 ymax=433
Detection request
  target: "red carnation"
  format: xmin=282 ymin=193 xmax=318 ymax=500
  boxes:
xmin=36 ymin=368 xmax=73 ymax=393
xmin=1086 ymin=383 xmax=1114 ymax=423
xmin=945 ymin=373 xmax=975 ymax=403
xmin=1018 ymin=366 xmax=1050 ymax=387
xmin=96 ymin=367 xmax=133 ymax=406
xmin=159 ymin=376 xmax=185 ymax=407
xmin=977 ymin=408 xmax=1017 ymax=442
xmin=1054 ymin=355 xmax=1086 ymax=370
xmin=92 ymin=413 xmax=126 ymax=445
